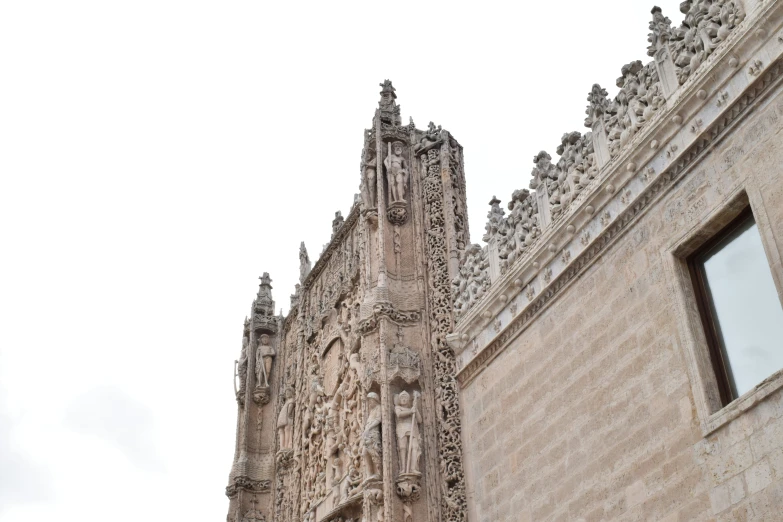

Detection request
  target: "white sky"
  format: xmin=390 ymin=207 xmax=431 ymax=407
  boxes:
xmin=0 ymin=1 xmax=683 ymax=520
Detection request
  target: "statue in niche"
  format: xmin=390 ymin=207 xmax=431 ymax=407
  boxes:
xmin=255 ymin=334 xmax=275 ymax=387
xmin=384 ymin=141 xmax=408 ymax=203
xmin=362 ymin=151 xmax=377 ymax=209
xmin=277 ymin=387 xmax=295 ymax=450
xmin=362 ymin=392 xmax=382 ymax=481
xmin=394 ymin=391 xmax=422 ymax=475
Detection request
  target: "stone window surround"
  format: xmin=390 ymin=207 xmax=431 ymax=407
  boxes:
xmin=666 ymin=186 xmax=783 ymax=437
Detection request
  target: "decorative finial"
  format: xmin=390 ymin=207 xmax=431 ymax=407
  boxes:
xmin=379 ymin=79 xmax=397 ymax=99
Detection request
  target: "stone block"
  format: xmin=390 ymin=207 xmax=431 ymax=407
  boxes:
xmin=744 ymin=460 xmax=773 ymax=495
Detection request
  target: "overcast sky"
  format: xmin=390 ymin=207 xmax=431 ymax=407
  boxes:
xmin=0 ymin=1 xmax=683 ymax=520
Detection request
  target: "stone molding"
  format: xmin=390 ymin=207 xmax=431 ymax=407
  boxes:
xmin=452 ymin=1 xmax=783 ymax=386
xmin=226 ymin=477 xmax=272 ymax=499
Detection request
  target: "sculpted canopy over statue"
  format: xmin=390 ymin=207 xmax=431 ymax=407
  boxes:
xmin=255 ymin=334 xmax=275 ymax=387
xmin=384 ymin=141 xmax=409 ymax=203
xmin=394 ymin=391 xmax=422 ymax=475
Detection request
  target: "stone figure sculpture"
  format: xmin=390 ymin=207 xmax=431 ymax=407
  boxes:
xmin=277 ymin=388 xmax=295 ymax=450
xmin=384 ymin=142 xmax=408 ymax=203
xmin=255 ymin=334 xmax=275 ymax=387
xmin=362 ymin=150 xmax=378 ymax=209
xmin=362 ymin=392 xmax=382 ymax=480
xmin=394 ymin=391 xmax=422 ymax=475
xmin=414 ymin=121 xmax=442 ymax=153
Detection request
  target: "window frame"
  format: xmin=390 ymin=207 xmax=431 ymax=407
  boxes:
xmin=686 ymin=206 xmax=756 ymax=406
xmin=667 ymin=187 xmax=783 ymax=436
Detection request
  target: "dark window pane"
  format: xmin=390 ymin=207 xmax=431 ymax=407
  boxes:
xmin=701 ymin=219 xmax=783 ymax=398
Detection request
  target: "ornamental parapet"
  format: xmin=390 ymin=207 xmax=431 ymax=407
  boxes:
xmin=450 ymin=0 xmax=783 ymax=385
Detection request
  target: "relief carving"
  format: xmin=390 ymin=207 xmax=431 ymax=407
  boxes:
xmin=362 ymin=392 xmax=382 ymax=482
xmin=277 ymin=387 xmax=296 ymax=451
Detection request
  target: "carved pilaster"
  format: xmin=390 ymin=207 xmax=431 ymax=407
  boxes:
xmin=422 ymin=147 xmax=468 ymax=521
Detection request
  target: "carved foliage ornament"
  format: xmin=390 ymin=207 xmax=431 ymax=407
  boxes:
xmin=454 ymin=1 xmax=746 ymax=325
xmin=422 ymin=147 xmax=468 ymax=520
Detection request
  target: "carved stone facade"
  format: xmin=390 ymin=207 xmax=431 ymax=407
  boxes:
xmin=227 ymin=80 xmax=468 ymax=522
xmin=228 ymin=3 xmax=783 ymax=520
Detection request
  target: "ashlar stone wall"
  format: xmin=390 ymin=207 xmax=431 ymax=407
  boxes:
xmin=452 ymin=1 xmax=783 ymax=520
xmin=460 ymin=74 xmax=783 ymax=522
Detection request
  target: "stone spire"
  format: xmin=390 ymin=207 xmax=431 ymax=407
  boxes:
xmin=252 ymin=272 xmax=276 ymax=333
xmin=299 ymin=242 xmax=311 ymax=283
xmin=378 ymin=79 xmax=401 ymax=126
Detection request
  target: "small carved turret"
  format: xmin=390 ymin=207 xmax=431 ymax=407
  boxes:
xmin=378 ymin=79 xmax=401 ymax=126
xmin=332 ymin=211 xmax=344 ymax=237
xmin=253 ymin=273 xmax=276 ymax=334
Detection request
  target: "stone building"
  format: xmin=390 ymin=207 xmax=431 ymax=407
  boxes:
xmin=226 ymin=1 xmax=783 ymax=520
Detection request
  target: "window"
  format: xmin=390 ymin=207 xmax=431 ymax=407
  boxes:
xmin=688 ymin=207 xmax=783 ymax=406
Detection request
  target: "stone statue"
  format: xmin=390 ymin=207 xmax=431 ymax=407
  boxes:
xmin=362 ymin=151 xmax=377 ymax=209
xmin=255 ymin=334 xmax=275 ymax=387
xmin=414 ymin=121 xmax=442 ymax=153
xmin=277 ymin=387 xmax=295 ymax=450
xmin=394 ymin=391 xmax=422 ymax=475
xmin=299 ymin=242 xmax=311 ymax=283
xmin=362 ymin=392 xmax=382 ymax=480
xmin=384 ymin=142 xmax=408 ymax=203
